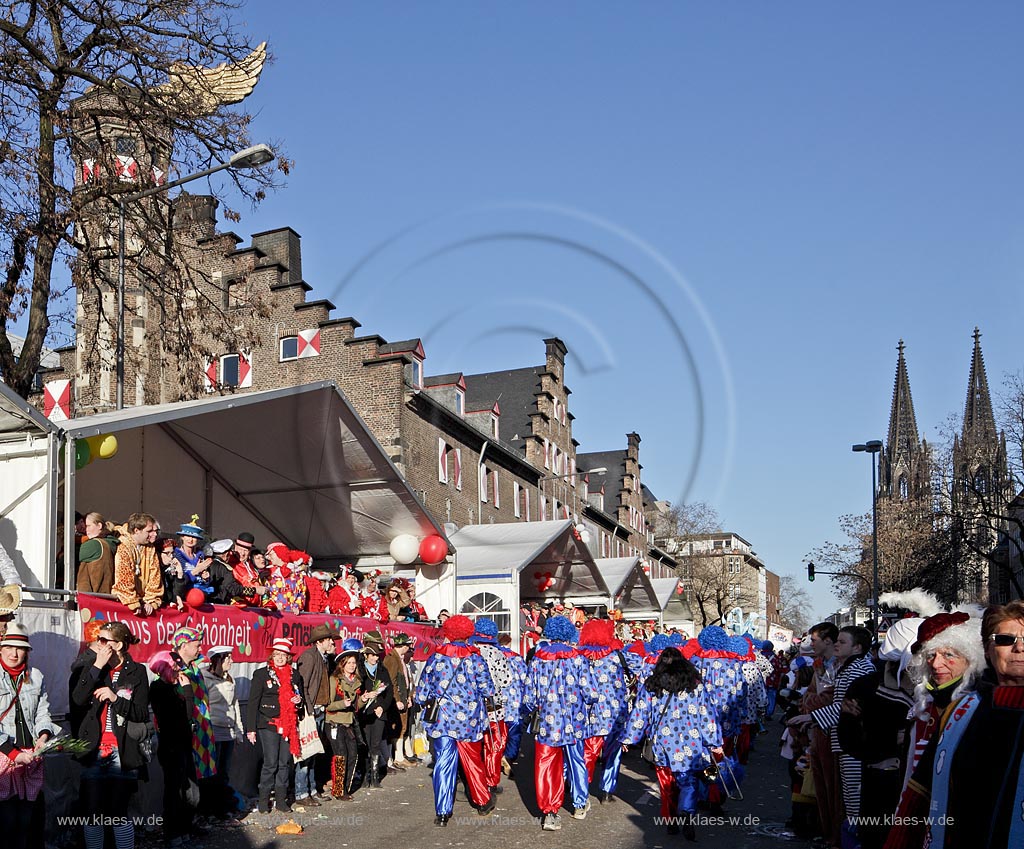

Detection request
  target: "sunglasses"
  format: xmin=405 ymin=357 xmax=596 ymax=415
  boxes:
xmin=989 ymin=633 xmax=1024 ymax=648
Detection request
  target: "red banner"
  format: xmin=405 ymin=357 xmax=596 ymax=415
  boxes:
xmin=77 ymin=594 xmax=442 ymax=662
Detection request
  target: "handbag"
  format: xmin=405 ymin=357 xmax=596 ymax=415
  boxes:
xmin=125 ymin=720 xmax=154 ymax=764
xmin=298 ymin=713 xmax=324 ymax=761
xmin=421 ymin=699 xmax=440 ymax=724
xmin=641 ymin=693 xmax=674 ymax=765
xmin=421 ymin=658 xmax=461 ymax=724
xmin=527 ymin=709 xmax=542 ymax=736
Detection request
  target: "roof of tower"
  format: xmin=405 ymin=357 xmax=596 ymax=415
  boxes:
xmin=886 ymin=339 xmax=922 ymax=461
xmin=962 ymin=327 xmax=998 ymax=445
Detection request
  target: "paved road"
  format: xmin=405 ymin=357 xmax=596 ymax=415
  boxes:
xmin=186 ymin=725 xmax=808 ymax=849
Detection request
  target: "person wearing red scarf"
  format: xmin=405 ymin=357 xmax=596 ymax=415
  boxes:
xmin=246 ymin=639 xmax=306 ymax=814
xmin=0 ymin=624 xmax=57 ymax=849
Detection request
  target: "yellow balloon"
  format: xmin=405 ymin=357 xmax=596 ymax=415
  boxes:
xmin=97 ymin=434 xmax=118 ymax=460
xmin=85 ymin=435 xmax=103 ymax=457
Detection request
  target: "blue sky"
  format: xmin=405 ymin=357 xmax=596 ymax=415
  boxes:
xmin=203 ymin=3 xmax=1024 ymax=619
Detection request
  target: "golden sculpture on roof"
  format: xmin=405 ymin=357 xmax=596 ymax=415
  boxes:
xmin=152 ymin=41 xmax=267 ymax=115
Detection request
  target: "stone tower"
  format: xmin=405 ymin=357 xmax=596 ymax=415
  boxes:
xmin=951 ymin=328 xmax=1011 ymax=602
xmin=881 ymin=340 xmax=930 ymax=502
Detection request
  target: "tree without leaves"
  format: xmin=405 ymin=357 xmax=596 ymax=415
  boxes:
xmin=777 ymin=575 xmax=811 ymax=634
xmin=654 ymin=502 xmax=761 ymax=629
xmin=0 ymin=1 xmax=287 ymax=399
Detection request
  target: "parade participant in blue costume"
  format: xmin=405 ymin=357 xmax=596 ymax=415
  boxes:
xmin=523 ymin=615 xmax=597 ymax=832
xmin=622 ymin=646 xmax=724 ymax=840
xmin=730 ymin=635 xmax=765 ymax=764
xmin=496 ymin=634 xmax=529 ymax=773
xmin=413 ymin=615 xmax=496 ymax=827
xmin=689 ymin=626 xmax=745 ymax=807
xmin=468 ymin=618 xmax=515 ymax=795
xmin=623 ymin=638 xmax=650 ymax=682
xmin=576 ymin=618 xmax=633 ymax=803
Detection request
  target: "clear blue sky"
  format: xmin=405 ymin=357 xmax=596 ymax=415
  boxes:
xmin=212 ymin=3 xmax=1024 ymax=619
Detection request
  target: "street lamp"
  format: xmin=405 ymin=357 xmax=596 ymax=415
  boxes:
xmin=116 ymin=144 xmax=275 ymax=409
xmin=852 ymin=440 xmax=883 ymax=633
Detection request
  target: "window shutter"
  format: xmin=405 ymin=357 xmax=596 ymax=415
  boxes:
xmin=524 ymin=489 xmax=531 ymax=522
xmin=454 ymin=449 xmax=463 ymax=491
xmin=492 ymin=469 xmax=500 ymax=508
xmin=480 ymin=465 xmax=488 ymax=502
xmin=513 ymin=482 xmax=521 ymax=518
xmin=203 ymin=358 xmax=218 ymax=391
xmin=238 ymin=350 xmax=253 ymax=388
xmin=544 ymin=438 xmax=550 ymax=469
xmin=438 ymin=438 xmax=448 ymax=483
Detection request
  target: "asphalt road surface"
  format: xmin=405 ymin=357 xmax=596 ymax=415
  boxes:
xmin=166 ymin=724 xmax=808 ymax=849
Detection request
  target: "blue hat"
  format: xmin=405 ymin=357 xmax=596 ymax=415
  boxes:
xmin=341 ymin=638 xmax=363 ymax=653
xmin=762 ymin=640 xmax=775 ymax=652
xmin=474 ymin=618 xmax=499 ymax=638
xmin=727 ymin=635 xmax=752 ymax=656
xmin=542 ymin=615 xmax=577 ymax=644
xmin=667 ymin=633 xmax=685 ymax=647
xmin=697 ymin=625 xmax=728 ymax=651
xmin=177 ymin=513 xmax=204 ymax=538
xmin=649 ymin=633 xmax=672 ymax=653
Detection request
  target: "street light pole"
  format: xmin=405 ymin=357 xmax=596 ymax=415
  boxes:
xmin=852 ymin=440 xmax=883 ymax=632
xmin=115 ymin=144 xmax=274 ymax=410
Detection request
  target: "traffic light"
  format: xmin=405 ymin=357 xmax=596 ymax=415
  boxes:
xmin=807 ymin=561 xmax=815 ymax=582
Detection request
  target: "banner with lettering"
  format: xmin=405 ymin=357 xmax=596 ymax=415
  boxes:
xmin=77 ymin=594 xmax=442 ymax=662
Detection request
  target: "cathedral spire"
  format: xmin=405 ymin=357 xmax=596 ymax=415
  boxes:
xmin=962 ymin=327 xmax=998 ymax=445
xmin=882 ymin=339 xmax=926 ymax=500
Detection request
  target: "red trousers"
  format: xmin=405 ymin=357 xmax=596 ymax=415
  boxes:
xmin=583 ymin=736 xmax=604 ymax=783
xmin=455 ymin=739 xmax=491 ymax=807
xmin=481 ymin=721 xmax=508 ymax=788
xmin=655 ymin=766 xmax=680 ymax=818
xmin=737 ymin=724 xmax=752 ymax=765
xmin=534 ymin=741 xmax=566 ymax=815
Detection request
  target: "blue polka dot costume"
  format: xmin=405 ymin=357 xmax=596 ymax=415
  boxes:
xmin=577 ymin=648 xmax=632 ymax=739
xmin=523 ymin=643 xmax=598 ymax=745
xmin=414 ymin=643 xmax=495 ymax=742
xmin=622 ymin=680 xmax=722 ymax=767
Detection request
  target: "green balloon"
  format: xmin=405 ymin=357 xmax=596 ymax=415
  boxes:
xmin=75 ymin=440 xmax=91 ymax=470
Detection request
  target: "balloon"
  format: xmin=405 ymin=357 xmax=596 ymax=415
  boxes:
xmin=419 ymin=534 xmax=448 ymax=566
xmin=185 ymin=588 xmax=206 ymax=608
xmin=74 ymin=440 xmax=91 ymax=469
xmin=390 ymin=534 xmax=420 ymax=566
xmin=85 ymin=435 xmax=103 ymax=458
xmin=97 ymin=434 xmax=118 ymax=459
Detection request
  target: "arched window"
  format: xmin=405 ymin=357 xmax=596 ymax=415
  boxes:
xmin=461 ymin=592 xmax=511 ymax=634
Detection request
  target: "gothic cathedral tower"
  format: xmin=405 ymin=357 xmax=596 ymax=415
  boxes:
xmin=951 ymin=328 xmax=1011 ymax=603
xmin=881 ymin=340 xmax=929 ymax=502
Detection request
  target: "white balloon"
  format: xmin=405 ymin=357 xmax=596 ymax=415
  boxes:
xmin=390 ymin=534 xmax=420 ymax=565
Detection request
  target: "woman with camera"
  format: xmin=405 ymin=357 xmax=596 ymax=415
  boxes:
xmin=70 ymin=620 xmax=150 ymax=849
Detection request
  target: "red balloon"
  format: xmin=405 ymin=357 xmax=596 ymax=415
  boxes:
xmin=419 ymin=534 xmax=448 ymax=566
xmin=185 ymin=588 xmax=206 ymax=608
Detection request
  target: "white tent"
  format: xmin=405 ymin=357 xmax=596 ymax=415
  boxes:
xmin=447 ymin=520 xmax=603 ymax=640
xmin=652 ymin=576 xmax=694 ymax=634
xmin=0 ymin=380 xmax=446 ymax=589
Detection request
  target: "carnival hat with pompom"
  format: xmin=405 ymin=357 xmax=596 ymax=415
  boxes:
xmin=441 ymin=614 xmax=476 ymax=642
xmin=473 ymin=617 xmax=499 ymax=639
xmin=579 ymin=618 xmax=615 ymax=648
xmin=542 ymin=614 xmax=578 ymax=644
xmin=697 ymin=625 xmax=729 ymax=651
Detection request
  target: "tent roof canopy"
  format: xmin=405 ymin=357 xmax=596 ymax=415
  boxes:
xmin=593 ymin=556 xmax=641 ymax=596
xmin=0 ymin=380 xmax=53 ymax=440
xmin=451 ymin=520 xmax=607 ymax=600
xmin=63 ymin=382 xmax=444 ymax=562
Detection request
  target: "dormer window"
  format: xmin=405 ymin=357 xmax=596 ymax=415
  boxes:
xmin=491 ymin=415 xmax=499 ymax=439
xmin=411 ymin=358 xmax=423 ymax=389
xmin=455 ymin=389 xmax=464 ymax=417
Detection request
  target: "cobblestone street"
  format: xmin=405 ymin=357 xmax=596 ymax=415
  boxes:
xmin=188 ymin=727 xmax=805 ymax=849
